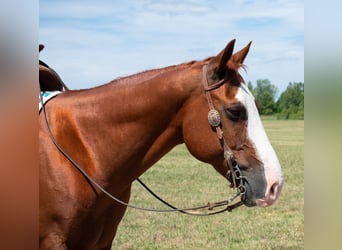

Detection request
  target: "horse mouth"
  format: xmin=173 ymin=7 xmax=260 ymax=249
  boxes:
xmin=255 ymin=198 xmax=270 ymax=207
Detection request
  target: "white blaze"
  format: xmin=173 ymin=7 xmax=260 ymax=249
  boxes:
xmin=236 ymin=85 xmax=283 ymax=206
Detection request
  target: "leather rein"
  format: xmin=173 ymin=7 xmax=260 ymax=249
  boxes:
xmin=39 ymin=64 xmax=246 ymax=216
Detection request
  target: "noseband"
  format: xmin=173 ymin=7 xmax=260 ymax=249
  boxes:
xmin=202 ymin=64 xmax=247 ymax=207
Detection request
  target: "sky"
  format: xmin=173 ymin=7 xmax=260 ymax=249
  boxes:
xmin=39 ymin=0 xmax=304 ymax=97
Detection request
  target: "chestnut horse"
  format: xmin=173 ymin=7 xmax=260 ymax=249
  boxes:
xmin=39 ymin=39 xmax=283 ymax=249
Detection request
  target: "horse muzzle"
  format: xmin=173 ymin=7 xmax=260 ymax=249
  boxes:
xmin=240 ymin=176 xmax=283 ymax=207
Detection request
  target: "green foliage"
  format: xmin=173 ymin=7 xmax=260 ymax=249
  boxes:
xmin=249 ymin=79 xmax=277 ymax=115
xmin=248 ymin=80 xmax=304 ymax=120
xmin=276 ymin=82 xmax=304 ymax=120
xmin=247 ymin=81 xmax=255 ymax=96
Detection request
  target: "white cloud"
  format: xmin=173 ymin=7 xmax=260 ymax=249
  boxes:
xmin=143 ymin=1 xmax=213 ymax=15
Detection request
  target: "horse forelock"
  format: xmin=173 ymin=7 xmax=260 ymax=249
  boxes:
xmin=227 ymin=60 xmax=248 ymax=87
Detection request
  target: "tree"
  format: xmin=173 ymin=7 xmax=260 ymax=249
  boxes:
xmin=276 ymin=82 xmax=304 ymax=119
xmin=253 ymin=79 xmax=277 ymax=115
xmin=247 ymin=81 xmax=255 ymax=96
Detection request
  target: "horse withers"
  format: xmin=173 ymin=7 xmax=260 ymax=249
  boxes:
xmin=39 ymin=39 xmax=283 ymax=249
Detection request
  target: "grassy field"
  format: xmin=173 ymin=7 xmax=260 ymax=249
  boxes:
xmin=111 ymin=119 xmax=304 ymax=249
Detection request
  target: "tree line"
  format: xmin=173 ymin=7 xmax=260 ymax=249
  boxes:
xmin=247 ymin=79 xmax=304 ymax=120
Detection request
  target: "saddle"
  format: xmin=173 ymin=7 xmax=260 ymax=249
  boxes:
xmin=39 ymin=44 xmax=68 ymax=91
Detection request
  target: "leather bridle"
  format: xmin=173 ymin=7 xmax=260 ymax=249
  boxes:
xmin=202 ymin=63 xmax=247 ymax=205
xmin=39 ymin=63 xmax=246 ymax=216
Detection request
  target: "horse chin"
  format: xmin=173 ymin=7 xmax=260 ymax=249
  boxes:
xmin=240 ymin=187 xmax=257 ymax=207
xmin=241 ymin=196 xmax=256 ymax=207
xmin=242 ymin=199 xmax=256 ymax=207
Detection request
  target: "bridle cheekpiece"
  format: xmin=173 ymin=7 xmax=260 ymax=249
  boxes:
xmin=202 ymin=64 xmax=247 ymax=207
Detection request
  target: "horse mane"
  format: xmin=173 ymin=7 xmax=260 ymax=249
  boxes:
xmin=104 ymin=55 xmax=246 ymax=87
xmin=108 ymin=60 xmax=199 ymax=85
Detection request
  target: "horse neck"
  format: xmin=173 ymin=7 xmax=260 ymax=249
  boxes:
xmin=95 ymin=66 xmax=197 ymax=123
xmin=75 ymin=64 xmax=202 ymax=185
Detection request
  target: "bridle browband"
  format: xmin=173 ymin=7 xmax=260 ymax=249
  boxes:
xmin=39 ymin=63 xmax=246 ymax=216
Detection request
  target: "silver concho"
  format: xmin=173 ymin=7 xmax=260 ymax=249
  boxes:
xmin=208 ymin=109 xmax=221 ymax=127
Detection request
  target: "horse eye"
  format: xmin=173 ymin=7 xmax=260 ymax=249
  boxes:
xmin=226 ymin=104 xmax=247 ymax=122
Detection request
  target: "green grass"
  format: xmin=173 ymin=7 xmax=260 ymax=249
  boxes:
xmin=112 ymin=120 xmax=304 ymax=249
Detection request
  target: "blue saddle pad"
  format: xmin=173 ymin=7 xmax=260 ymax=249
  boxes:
xmin=39 ymin=91 xmax=62 ymax=113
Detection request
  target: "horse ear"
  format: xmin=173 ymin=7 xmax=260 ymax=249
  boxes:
xmin=207 ymin=39 xmax=236 ymax=81
xmin=39 ymin=44 xmax=45 ymax=52
xmin=231 ymin=41 xmax=252 ymax=64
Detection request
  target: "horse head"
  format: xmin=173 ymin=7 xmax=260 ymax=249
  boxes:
xmin=181 ymin=39 xmax=283 ymax=207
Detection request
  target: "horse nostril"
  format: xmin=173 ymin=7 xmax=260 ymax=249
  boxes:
xmin=256 ymin=180 xmax=283 ymax=207
xmin=269 ymin=181 xmax=279 ymax=200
